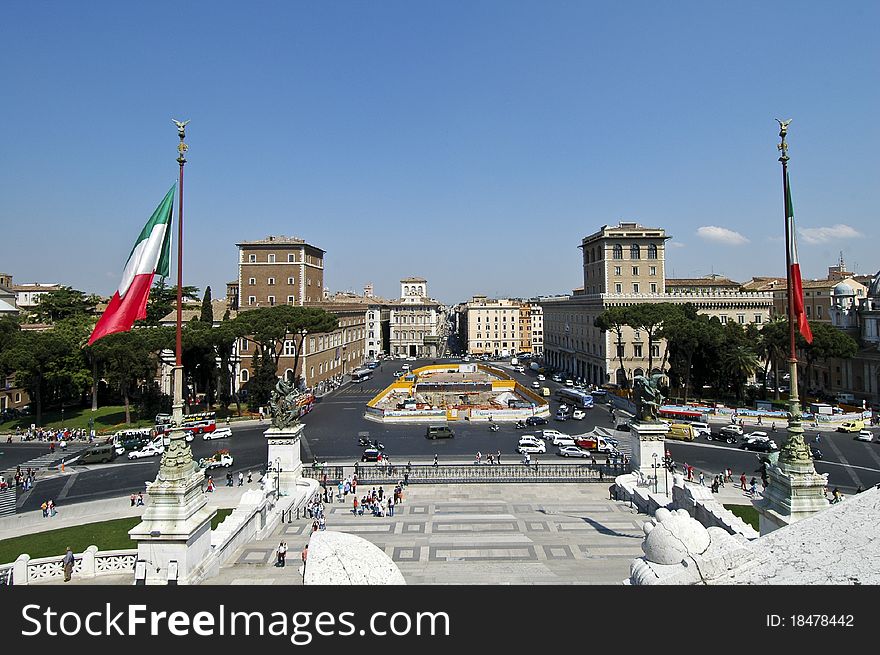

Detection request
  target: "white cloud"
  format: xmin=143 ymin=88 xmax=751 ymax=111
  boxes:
xmin=799 ymin=224 xmax=863 ymax=245
xmin=668 ymin=241 xmax=686 ymax=248
xmin=696 ymin=226 xmax=750 ymax=246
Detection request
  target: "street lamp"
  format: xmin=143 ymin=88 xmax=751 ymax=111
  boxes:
xmin=267 ymin=457 xmax=282 ymax=497
xmin=652 ymin=453 xmax=658 ymax=494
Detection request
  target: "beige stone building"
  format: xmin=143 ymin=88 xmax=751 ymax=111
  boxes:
xmin=466 ymin=296 xmax=522 ymax=357
xmin=541 ymin=222 xmax=774 ymax=386
xmin=388 ymin=278 xmax=443 ymax=358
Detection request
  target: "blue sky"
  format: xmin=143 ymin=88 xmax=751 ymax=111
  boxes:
xmin=1 ymin=1 xmax=877 ymax=304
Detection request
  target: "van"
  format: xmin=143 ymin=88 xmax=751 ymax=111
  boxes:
xmin=426 ymin=425 xmax=454 ymax=440
xmin=666 ymin=423 xmax=696 ymax=441
xmin=78 ymin=444 xmax=117 ymax=464
xmin=690 ymin=422 xmax=711 ymax=438
xmin=838 ymin=420 xmax=865 ymax=433
xmin=836 ymin=393 xmax=856 ymax=405
xmin=401 ymin=364 xmax=411 ymax=372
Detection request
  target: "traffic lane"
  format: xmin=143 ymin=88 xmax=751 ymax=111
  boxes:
xmin=0 ymin=443 xmax=61 ymax=471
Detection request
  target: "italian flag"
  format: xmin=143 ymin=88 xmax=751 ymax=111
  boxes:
xmin=785 ymin=170 xmax=813 ymax=344
xmin=88 ymin=185 xmax=175 ymax=345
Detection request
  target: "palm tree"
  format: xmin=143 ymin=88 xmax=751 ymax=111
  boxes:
xmin=721 ymin=345 xmax=760 ymax=402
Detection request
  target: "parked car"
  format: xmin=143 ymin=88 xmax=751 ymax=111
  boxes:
xmin=571 ymin=409 xmax=586 ymax=420
xmin=128 ymin=442 xmax=164 ymax=460
xmin=855 ymin=430 xmax=874 ymax=442
xmin=517 ymin=442 xmax=546 ymax=454
xmin=204 ymin=426 xmax=233 ymax=440
xmin=526 ymin=416 xmax=548 ymax=426
xmin=557 ymin=445 xmax=591 ymax=458
xmin=720 ymin=424 xmax=744 ymax=437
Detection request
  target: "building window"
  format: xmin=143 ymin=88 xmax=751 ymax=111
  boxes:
xmin=248 ymin=278 xmax=256 ymax=285
xmin=268 ymin=296 xmax=275 ymax=306
xmin=817 ymin=306 xmax=823 ymax=318
xmin=616 ymin=345 xmax=625 ymax=357
xmin=240 ymin=369 xmax=249 ymax=382
xmin=738 ymin=314 xmax=745 ymax=324
xmin=632 ymin=283 xmax=639 ymax=293
xmin=268 ymin=254 xmax=276 ymax=263
xmin=248 ymin=296 xmax=256 ymax=305
xmin=648 ymin=244 xmax=658 ymax=260
xmin=287 ymin=277 xmax=295 ymax=285
xmin=720 ymin=315 xmax=728 ymax=324
xmin=267 ymin=277 xmax=275 ymax=286
xmin=287 ymin=296 xmax=294 ymax=303
xmin=613 ymin=244 xmax=623 ymax=260
xmin=755 ymin=314 xmax=763 ymax=324
xmin=806 ymin=306 xmax=811 ymax=317
xmin=283 ymin=340 xmax=295 ymax=356
xmin=634 ymin=344 xmax=643 ymax=358
xmin=632 ymin=267 xmax=639 ymax=276
xmin=614 ymin=266 xmax=621 ymax=276
xmin=615 ymin=283 xmax=622 ymax=294
xmin=248 ymin=254 xmax=256 ymax=263
xmin=650 ymin=283 xmax=657 ymax=293
xmin=630 ymin=244 xmax=641 ymax=259
xmin=650 ymin=266 xmax=656 ymax=276
xmin=241 ymin=339 xmax=249 ymax=351
xmin=288 ymin=254 xmax=296 ymax=263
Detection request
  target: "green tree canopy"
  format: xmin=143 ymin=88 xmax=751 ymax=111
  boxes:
xmin=30 ymin=286 xmax=101 ymax=324
xmin=140 ymin=278 xmax=200 ymax=326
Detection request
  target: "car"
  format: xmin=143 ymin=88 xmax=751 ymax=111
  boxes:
xmin=554 ymin=410 xmax=569 ymax=422
xmin=708 ymin=430 xmax=738 ymax=444
xmin=743 ymin=431 xmax=770 ymax=442
xmin=526 ymin=416 xmax=548 ymax=426
xmin=720 ymin=424 xmax=744 ymax=437
xmin=557 ymin=445 xmax=590 ymax=458
xmin=199 ymin=452 xmax=234 ymax=470
xmin=809 ymin=446 xmax=823 ymax=460
xmin=552 ymin=374 xmax=563 ymax=382
xmin=855 ymin=430 xmax=874 ymax=442
xmin=128 ymin=442 xmax=164 ymax=459
xmin=531 ymin=381 xmax=541 ymax=389
xmin=740 ymin=439 xmax=779 ymax=452
xmin=203 ymin=427 xmax=232 ymax=440
xmin=838 ymin=420 xmax=865 ymax=433
xmin=542 ymin=430 xmax=573 ymax=446
xmin=517 ymin=442 xmax=546 ymax=454
xmin=690 ymin=422 xmax=711 ymax=438
xmin=537 ymin=374 xmax=546 ymax=381
xmin=394 ymin=370 xmax=405 ymax=378
xmin=571 ymin=409 xmax=586 ymax=420
xmin=361 ymin=448 xmax=382 ymax=462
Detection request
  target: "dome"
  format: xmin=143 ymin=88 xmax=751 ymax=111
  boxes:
xmin=869 ymin=271 xmax=880 ymax=299
xmin=832 ymin=282 xmax=856 ymax=297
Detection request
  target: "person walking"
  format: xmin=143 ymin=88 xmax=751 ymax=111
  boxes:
xmin=247 ymin=471 xmax=253 ymax=484
xmin=698 ymin=471 xmax=705 ymax=486
xmin=238 ymin=471 xmax=244 ymax=486
xmin=432 ymin=454 xmax=438 ymax=467
xmin=279 ymin=541 xmax=287 ymax=567
xmin=130 ymin=493 xmax=136 ymax=507
xmin=206 ymin=476 xmax=215 ymax=493
xmin=301 ymin=544 xmax=308 ymax=578
xmin=497 ymin=449 xmax=501 ymax=465
xmin=62 ymin=547 xmax=75 ymax=582
xmin=136 ymin=492 xmax=144 ymax=506
xmin=740 ymin=472 xmax=747 ymax=491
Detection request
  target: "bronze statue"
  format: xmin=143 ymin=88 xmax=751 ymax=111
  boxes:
xmin=633 ymin=373 xmax=665 ymax=423
xmin=775 ymin=118 xmax=792 ymax=135
xmin=268 ymin=378 xmax=303 ymax=429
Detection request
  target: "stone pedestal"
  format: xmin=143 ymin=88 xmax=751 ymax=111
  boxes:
xmin=755 ymin=457 xmax=828 ymax=535
xmin=266 ymin=422 xmax=304 ymax=495
xmin=630 ymin=421 xmax=670 ymax=495
xmin=128 ymin=436 xmax=215 ymax=585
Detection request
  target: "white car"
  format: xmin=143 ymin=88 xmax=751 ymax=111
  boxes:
xmin=537 ymin=374 xmax=546 ymax=381
xmin=743 ymin=431 xmax=770 ymax=443
xmin=690 ymin=422 xmax=711 ymax=438
xmin=518 ymin=435 xmax=543 ymax=447
xmin=199 ymin=453 xmax=234 ymax=470
xmin=557 ymin=445 xmax=590 ymax=458
xmin=517 ymin=442 xmax=546 ymax=454
xmin=531 ymin=381 xmax=541 ymax=389
xmin=855 ymin=430 xmax=874 ymax=442
xmin=127 ymin=443 xmax=164 ymax=459
xmin=542 ymin=430 xmax=571 ymax=445
xmin=204 ymin=427 xmax=233 ymax=440
xmin=720 ymin=424 xmax=744 ymax=437
xmin=571 ymin=409 xmax=586 ymax=420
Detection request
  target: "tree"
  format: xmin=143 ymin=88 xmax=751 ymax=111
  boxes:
xmin=213 ymin=310 xmax=247 ymax=416
xmin=30 ymin=286 xmax=100 ymax=324
xmin=659 ymin=307 xmax=704 ymax=402
xmin=797 ymin=322 xmax=859 ymax=398
xmin=594 ymin=307 xmax=631 ymax=388
xmin=720 ymin=344 xmax=760 ymax=402
xmin=200 ymin=286 xmax=213 ymax=324
xmin=233 ymin=306 xmax=339 ymax=387
xmin=755 ymin=318 xmax=788 ymax=400
xmin=247 ymin=347 xmax=277 ymax=412
xmin=140 ymin=278 xmax=200 ymax=326
xmin=626 ymin=303 xmax=678 ymax=373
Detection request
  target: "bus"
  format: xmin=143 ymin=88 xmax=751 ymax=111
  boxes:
xmin=351 ymin=368 xmax=374 ymax=383
xmin=659 ymin=406 xmax=705 ymax=422
xmin=155 ymin=411 xmax=217 ymax=437
xmin=556 ymin=388 xmax=595 ymax=409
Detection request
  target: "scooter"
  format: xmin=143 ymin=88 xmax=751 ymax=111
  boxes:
xmin=514 ymin=421 xmax=526 ymax=429
xmin=489 ymin=423 xmax=500 ymax=432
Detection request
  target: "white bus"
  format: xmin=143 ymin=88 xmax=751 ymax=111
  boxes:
xmin=351 ymin=368 xmax=373 ymax=383
xmin=556 ymin=388 xmax=595 ymax=409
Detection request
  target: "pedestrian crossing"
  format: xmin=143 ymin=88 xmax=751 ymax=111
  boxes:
xmin=0 ymin=488 xmax=16 ymax=517
xmin=5 ymin=442 xmax=92 ymax=476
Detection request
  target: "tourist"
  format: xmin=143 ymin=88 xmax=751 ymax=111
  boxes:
xmin=206 ymin=476 xmax=215 ymax=493
xmin=48 ymin=499 xmax=57 ymax=517
xmin=403 ymin=472 xmax=409 ymax=486
xmin=130 ymin=493 xmax=136 ymax=507
xmin=301 ymin=544 xmax=308 ymax=577
xmin=41 ymin=501 xmax=48 ymax=518
xmin=136 ymin=492 xmax=144 ymax=507
xmin=496 ymin=450 xmax=502 ymax=465
xmin=699 ymin=471 xmax=705 ymax=486
xmin=63 ymin=547 xmax=75 ymax=582
xmin=378 ymin=486 xmax=384 ymax=501
xmin=247 ymin=471 xmax=253 ymax=484
xmin=276 ymin=542 xmax=284 ymax=567
xmin=388 ymin=494 xmax=395 ymax=517
xmin=319 ymin=515 xmax=326 ymax=531
xmin=475 ymin=451 xmax=481 ymax=465
xmin=238 ymin=471 xmax=244 ymax=486
xmin=740 ymin=472 xmax=747 ymax=491
xmin=352 ymin=496 xmax=359 ymax=515
xmin=433 ymin=454 xmax=438 ymax=467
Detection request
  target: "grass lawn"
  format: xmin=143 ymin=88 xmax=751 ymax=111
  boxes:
xmin=725 ymin=504 xmax=759 ymax=531
xmin=0 ymin=509 xmax=233 ymax=564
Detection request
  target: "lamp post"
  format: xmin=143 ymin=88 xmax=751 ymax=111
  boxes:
xmin=267 ymin=457 xmax=282 ymax=497
xmin=652 ymin=453 xmax=658 ymax=494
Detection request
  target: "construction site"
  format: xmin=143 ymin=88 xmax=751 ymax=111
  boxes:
xmin=364 ymin=363 xmax=551 ymax=423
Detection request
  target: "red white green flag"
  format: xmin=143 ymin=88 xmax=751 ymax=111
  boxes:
xmin=785 ymin=170 xmax=813 ymax=344
xmin=87 ymin=185 xmax=175 ymax=345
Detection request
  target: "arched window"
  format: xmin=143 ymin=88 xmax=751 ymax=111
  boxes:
xmin=630 ymin=244 xmax=641 ymax=259
xmin=285 ymin=369 xmax=295 ymax=382
xmin=240 ymin=369 xmax=249 ymax=382
xmin=613 ymin=244 xmax=623 ymax=260
xmin=648 ymin=244 xmax=658 ymax=260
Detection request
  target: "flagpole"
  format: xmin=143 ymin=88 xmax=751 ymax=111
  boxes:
xmin=776 ymin=119 xmax=808 ymax=462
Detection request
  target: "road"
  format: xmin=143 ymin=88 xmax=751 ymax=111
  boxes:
xmin=8 ymin=356 xmax=880 ymax=510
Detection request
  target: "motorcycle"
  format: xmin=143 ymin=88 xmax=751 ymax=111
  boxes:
xmin=514 ymin=421 xmax=527 ymax=429
xmin=358 ymin=437 xmax=385 ymax=450
xmin=489 ymin=423 xmax=500 ymax=432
